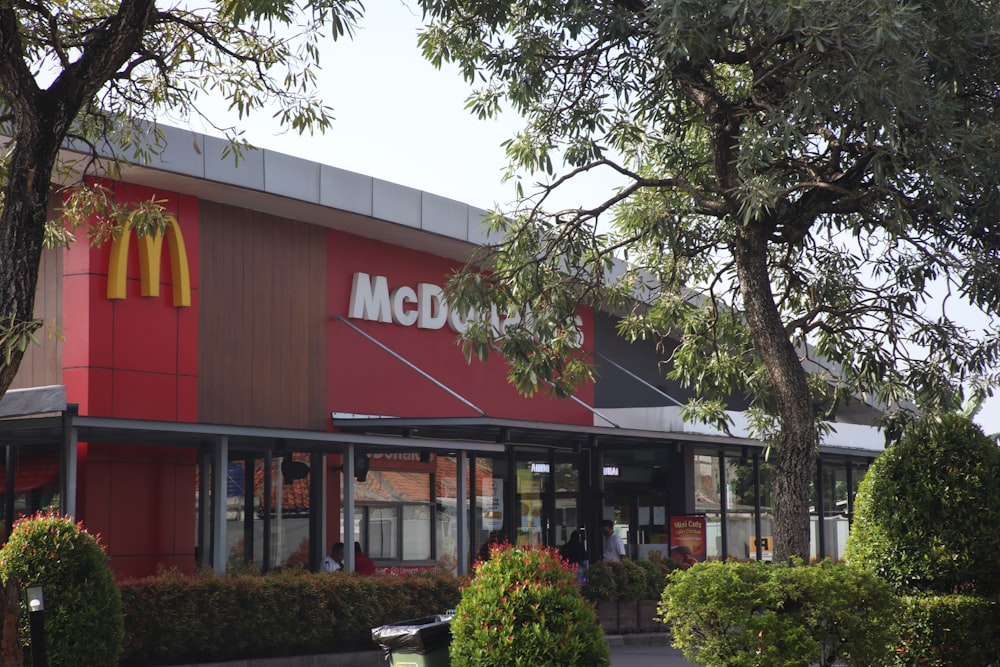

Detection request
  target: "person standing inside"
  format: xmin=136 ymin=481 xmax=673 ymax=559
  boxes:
xmin=322 ymin=542 xmax=345 ymax=572
xmin=353 ymin=542 xmax=376 ymax=575
xmin=601 ymin=519 xmax=626 ymax=562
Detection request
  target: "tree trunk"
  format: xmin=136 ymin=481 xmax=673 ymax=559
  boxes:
xmin=1 ymin=578 xmax=21 ymax=667
xmin=0 ymin=120 xmax=65 ymax=397
xmin=733 ymin=227 xmax=817 ymax=563
xmin=0 ymin=0 xmax=158 ymax=400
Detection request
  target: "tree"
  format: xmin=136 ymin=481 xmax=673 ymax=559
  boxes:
xmin=0 ymin=0 xmax=364 ymax=394
xmin=416 ymin=0 xmax=1000 ymax=561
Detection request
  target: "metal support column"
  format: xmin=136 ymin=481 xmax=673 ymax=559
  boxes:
xmin=456 ymin=449 xmax=468 ymax=575
xmin=61 ymin=407 xmax=78 ymax=519
xmin=4 ymin=446 xmax=16 ymax=543
xmin=198 ymin=446 xmax=212 ymax=569
xmin=815 ymin=458 xmax=826 ymax=559
xmin=212 ymin=436 xmax=229 ymax=576
xmin=753 ymin=452 xmax=763 ymax=561
xmin=262 ymin=452 xmax=272 ymax=572
xmin=344 ymin=445 xmax=356 ymax=572
xmin=309 ymin=451 xmax=324 ymax=571
xmin=718 ymin=453 xmax=728 ymax=561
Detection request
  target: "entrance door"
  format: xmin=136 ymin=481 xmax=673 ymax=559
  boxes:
xmin=515 ymin=454 xmax=549 ymax=546
xmin=513 ymin=451 xmax=581 ymax=549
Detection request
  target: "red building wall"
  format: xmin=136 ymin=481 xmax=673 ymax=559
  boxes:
xmin=326 ymin=232 xmax=595 ymax=423
xmin=58 ymin=183 xmax=598 ymax=577
xmin=62 ymin=181 xmax=199 ymax=577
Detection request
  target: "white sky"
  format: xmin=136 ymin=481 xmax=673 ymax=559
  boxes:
xmin=187 ymin=0 xmax=1000 ymax=436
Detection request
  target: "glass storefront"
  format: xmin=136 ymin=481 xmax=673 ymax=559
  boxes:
xmin=0 ymin=447 xmax=61 ymax=540
xmin=207 ymin=443 xmax=873 ymax=575
xmin=219 ymin=454 xmax=313 ymax=572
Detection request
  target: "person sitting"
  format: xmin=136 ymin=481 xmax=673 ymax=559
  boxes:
xmin=476 ymin=530 xmax=503 ymax=563
xmin=559 ymin=529 xmax=586 ymax=566
xmin=354 ymin=541 xmax=376 ymax=575
xmin=322 ymin=542 xmax=344 ymax=572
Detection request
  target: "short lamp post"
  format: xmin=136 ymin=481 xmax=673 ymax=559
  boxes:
xmin=25 ymin=584 xmax=46 ymax=667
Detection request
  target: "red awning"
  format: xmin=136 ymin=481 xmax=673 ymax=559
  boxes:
xmin=0 ymin=454 xmax=59 ymax=494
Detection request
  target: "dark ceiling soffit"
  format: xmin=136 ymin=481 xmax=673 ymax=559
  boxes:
xmin=330 ymin=415 xmax=761 ymax=451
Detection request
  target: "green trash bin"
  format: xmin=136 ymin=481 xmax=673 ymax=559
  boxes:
xmin=372 ymin=614 xmax=452 ymax=667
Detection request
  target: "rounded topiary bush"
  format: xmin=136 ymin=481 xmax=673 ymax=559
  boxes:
xmin=845 ymin=414 xmax=1000 ymax=594
xmin=0 ymin=511 xmax=123 ymax=666
xmin=449 ymin=543 xmax=609 ymax=667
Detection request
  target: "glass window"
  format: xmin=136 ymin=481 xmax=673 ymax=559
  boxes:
xmin=694 ymin=453 xmax=722 ymax=560
xmin=403 ymin=505 xmax=432 ymax=560
xmin=725 ymin=455 xmax=756 ymax=560
xmin=368 ymin=506 xmax=399 ymax=559
xmin=758 ymin=462 xmax=775 ymax=560
xmin=353 ymin=467 xmax=435 ymax=563
xmin=820 ymin=461 xmax=850 ymax=561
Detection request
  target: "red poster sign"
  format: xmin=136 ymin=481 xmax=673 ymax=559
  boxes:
xmin=670 ymin=515 xmax=707 ymax=565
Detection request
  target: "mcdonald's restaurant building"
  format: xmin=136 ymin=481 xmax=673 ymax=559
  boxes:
xmin=0 ymin=126 xmax=885 ymax=579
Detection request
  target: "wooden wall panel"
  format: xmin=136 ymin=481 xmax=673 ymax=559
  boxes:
xmin=198 ymin=201 xmax=327 ymax=430
xmin=10 ymin=247 xmax=63 ymax=390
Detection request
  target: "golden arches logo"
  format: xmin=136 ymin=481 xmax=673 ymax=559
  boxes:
xmin=107 ymin=213 xmax=191 ymax=307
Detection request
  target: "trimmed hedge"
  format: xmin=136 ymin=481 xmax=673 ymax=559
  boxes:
xmin=891 ymin=593 xmax=1000 ymax=666
xmin=659 ymin=560 xmax=898 ymax=667
xmin=580 ymin=555 xmax=681 ymax=601
xmin=118 ymin=569 xmax=462 ymax=666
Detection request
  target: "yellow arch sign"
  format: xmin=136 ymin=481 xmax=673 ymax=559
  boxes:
xmin=107 ymin=213 xmax=191 ymax=307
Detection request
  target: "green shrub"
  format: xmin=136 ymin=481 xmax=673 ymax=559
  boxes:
xmin=580 ymin=559 xmax=619 ymax=600
xmin=580 ymin=556 xmax=679 ymax=601
xmin=659 ymin=560 xmax=898 ymax=667
xmin=119 ymin=569 xmax=462 ymax=665
xmin=890 ymin=593 xmax=1000 ymax=666
xmin=449 ymin=544 xmax=609 ymax=667
xmin=845 ymin=414 xmax=1000 ymax=595
xmin=0 ymin=511 xmax=123 ymax=666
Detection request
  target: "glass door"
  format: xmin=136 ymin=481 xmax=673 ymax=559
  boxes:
xmin=515 ymin=454 xmax=548 ymax=546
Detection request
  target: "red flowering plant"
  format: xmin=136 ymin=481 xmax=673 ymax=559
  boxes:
xmin=449 ymin=543 xmax=609 ymax=667
xmin=0 ymin=510 xmax=123 ymax=666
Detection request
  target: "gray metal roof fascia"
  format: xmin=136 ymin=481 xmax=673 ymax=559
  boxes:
xmin=57 ymin=122 xmax=491 ymax=251
xmin=0 ymin=385 xmax=67 ymax=418
xmin=70 ymin=414 xmax=504 ymax=453
xmin=330 ymin=414 xmax=762 ymax=448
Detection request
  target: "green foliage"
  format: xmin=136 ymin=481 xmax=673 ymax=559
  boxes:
xmin=890 ymin=594 xmax=1000 ymax=667
xmin=419 ymin=0 xmax=1000 ymax=563
xmin=119 ymin=568 xmax=462 ymax=665
xmin=449 ymin=544 xmax=609 ymax=667
xmin=845 ymin=414 xmax=1000 ymax=595
xmin=419 ymin=0 xmax=1000 ymax=427
xmin=659 ymin=560 xmax=898 ymax=667
xmin=0 ymin=0 xmax=365 ymax=408
xmin=580 ymin=556 xmax=680 ymax=601
xmin=0 ymin=511 xmax=123 ymax=666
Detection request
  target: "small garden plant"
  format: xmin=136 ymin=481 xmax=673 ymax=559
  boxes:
xmin=0 ymin=511 xmax=123 ymax=666
xmin=449 ymin=543 xmax=609 ymax=667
